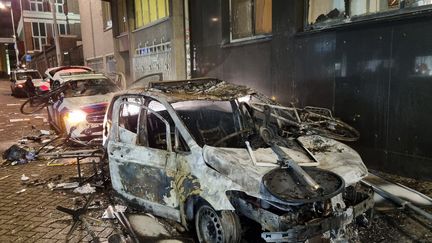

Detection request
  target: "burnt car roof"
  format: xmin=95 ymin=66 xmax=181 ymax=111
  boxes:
xmin=125 ymin=78 xmax=254 ymax=102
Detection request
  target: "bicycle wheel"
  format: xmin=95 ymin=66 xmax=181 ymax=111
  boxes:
xmin=20 ymin=96 xmax=50 ymax=114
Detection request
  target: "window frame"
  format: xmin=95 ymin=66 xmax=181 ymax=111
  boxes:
xmin=29 ymin=0 xmax=43 ymax=12
xmin=134 ymin=0 xmax=170 ymax=30
xmin=228 ymin=0 xmax=273 ymax=43
xmin=54 ymin=23 xmax=69 ymax=36
xmin=31 ymin=22 xmax=47 ymax=51
xmin=55 ymin=0 xmax=64 ymax=13
xmin=305 ymin=0 xmax=432 ymax=31
xmin=115 ymin=0 xmax=128 ymax=36
xmin=102 ymin=1 xmax=113 ymax=30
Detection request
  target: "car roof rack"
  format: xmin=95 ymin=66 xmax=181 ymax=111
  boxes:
xmin=147 ymin=77 xmax=221 ymax=90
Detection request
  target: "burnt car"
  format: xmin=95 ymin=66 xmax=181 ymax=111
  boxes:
xmin=103 ymin=79 xmax=374 ymax=242
xmin=47 ymin=73 xmax=120 ymax=143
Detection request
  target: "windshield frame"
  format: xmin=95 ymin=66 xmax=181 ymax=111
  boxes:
xmin=15 ymin=71 xmax=42 ymax=80
xmin=62 ymin=77 xmax=120 ymax=98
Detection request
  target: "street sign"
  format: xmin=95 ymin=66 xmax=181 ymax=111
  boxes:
xmin=25 ymin=54 xmax=31 ymax=62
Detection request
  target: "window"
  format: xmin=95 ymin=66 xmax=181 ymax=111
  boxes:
xmin=145 ymin=100 xmax=189 ymax=152
xmin=31 ymin=22 xmax=47 ymax=51
xmin=102 ymin=1 xmax=112 ymax=29
xmin=55 ymin=0 xmax=64 ymax=13
xmin=307 ymin=0 xmax=432 ymax=28
xmin=116 ymin=0 xmax=127 ymax=34
xmin=230 ymin=0 xmax=272 ymax=41
xmin=29 ymin=0 xmax=43 ymax=12
xmin=55 ymin=23 xmax=68 ymax=35
xmin=134 ymin=0 xmax=170 ymax=29
xmin=119 ymin=100 xmax=141 ymax=144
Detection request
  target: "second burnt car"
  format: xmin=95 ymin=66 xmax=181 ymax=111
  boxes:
xmin=47 ymin=73 xmax=120 ymax=143
xmin=103 ymin=78 xmax=374 ymax=242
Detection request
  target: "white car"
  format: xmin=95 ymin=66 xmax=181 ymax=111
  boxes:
xmin=47 ymin=73 xmax=120 ymax=144
xmin=44 ymin=66 xmax=93 ymax=89
xmin=10 ymin=69 xmax=50 ymax=97
xmin=103 ymin=78 xmax=374 ymax=242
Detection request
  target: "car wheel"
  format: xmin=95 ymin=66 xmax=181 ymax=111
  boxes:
xmin=195 ymin=204 xmax=241 ymax=243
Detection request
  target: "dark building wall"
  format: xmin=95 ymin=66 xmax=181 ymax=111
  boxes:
xmin=190 ymin=0 xmax=432 ymax=180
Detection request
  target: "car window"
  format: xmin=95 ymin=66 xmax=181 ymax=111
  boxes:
xmin=144 ymin=100 xmax=189 ymax=152
xmin=63 ymin=78 xmax=119 ymax=98
xmin=172 ymin=100 xmax=237 ymax=147
xmin=15 ymin=71 xmax=41 ymax=80
xmin=118 ymin=102 xmax=140 ymax=144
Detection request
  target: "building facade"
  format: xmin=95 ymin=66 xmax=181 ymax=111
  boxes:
xmin=189 ymin=0 xmax=432 ymax=180
xmin=16 ymin=0 xmax=83 ymax=72
xmin=108 ymin=0 xmax=186 ymax=85
xmin=78 ymin=0 xmax=116 ymax=78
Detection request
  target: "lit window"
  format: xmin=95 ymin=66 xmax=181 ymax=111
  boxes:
xmin=307 ymin=0 xmax=432 ymax=28
xmin=134 ymin=0 xmax=170 ymax=29
xmin=31 ymin=22 xmax=47 ymax=51
xmin=230 ymin=0 xmax=272 ymax=41
xmin=29 ymin=0 xmax=43 ymax=12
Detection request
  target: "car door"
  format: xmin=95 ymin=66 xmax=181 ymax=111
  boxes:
xmin=108 ymin=96 xmax=180 ymax=221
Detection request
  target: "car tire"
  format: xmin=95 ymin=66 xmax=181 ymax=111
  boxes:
xmin=195 ymin=204 xmax=241 ymax=243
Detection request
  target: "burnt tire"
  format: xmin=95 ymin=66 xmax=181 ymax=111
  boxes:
xmin=195 ymin=204 xmax=241 ymax=243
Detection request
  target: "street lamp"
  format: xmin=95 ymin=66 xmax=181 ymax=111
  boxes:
xmin=0 ymin=1 xmax=20 ymax=67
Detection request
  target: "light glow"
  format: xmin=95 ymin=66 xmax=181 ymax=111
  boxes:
xmin=65 ymin=110 xmax=87 ymax=125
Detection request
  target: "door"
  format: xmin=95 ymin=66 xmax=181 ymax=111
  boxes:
xmin=108 ymin=96 xmax=180 ymax=221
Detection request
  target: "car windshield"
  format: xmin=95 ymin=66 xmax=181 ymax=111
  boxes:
xmin=63 ymin=78 xmax=119 ymax=98
xmin=16 ymin=71 xmax=41 ymax=80
xmin=172 ymin=100 xmax=244 ymax=147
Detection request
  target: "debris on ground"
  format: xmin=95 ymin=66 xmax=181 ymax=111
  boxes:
xmin=73 ymin=183 xmax=96 ymax=194
xmin=3 ymin=144 xmax=29 ymax=163
xmin=20 ymin=174 xmax=29 ymax=181
xmin=54 ymin=182 xmax=80 ymax=190
xmin=0 ymin=175 xmax=10 ymax=180
xmin=128 ymin=214 xmax=171 ymax=238
xmin=102 ymin=205 xmax=127 ymax=219
xmin=16 ymin=189 xmax=26 ymax=194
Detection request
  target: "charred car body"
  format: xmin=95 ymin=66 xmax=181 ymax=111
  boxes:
xmin=103 ymin=79 xmax=374 ymax=242
xmin=47 ymin=73 xmax=120 ymax=143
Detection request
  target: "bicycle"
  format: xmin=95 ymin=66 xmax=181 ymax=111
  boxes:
xmin=248 ymin=102 xmax=360 ymax=142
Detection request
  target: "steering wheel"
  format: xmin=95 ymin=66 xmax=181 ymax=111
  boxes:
xmin=213 ymin=128 xmax=252 ymax=147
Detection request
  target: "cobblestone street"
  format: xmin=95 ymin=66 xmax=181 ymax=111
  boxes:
xmin=0 ymin=80 xmax=116 ymax=242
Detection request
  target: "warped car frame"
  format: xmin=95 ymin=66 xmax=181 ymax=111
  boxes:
xmin=47 ymin=73 xmax=120 ymax=143
xmin=103 ymin=78 xmax=374 ymax=242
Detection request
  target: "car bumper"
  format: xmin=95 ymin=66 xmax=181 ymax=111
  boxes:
xmin=259 ymin=186 xmax=374 ymax=242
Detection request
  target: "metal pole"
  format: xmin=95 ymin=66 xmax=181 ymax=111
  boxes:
xmin=9 ymin=7 xmax=20 ymax=66
xmin=49 ymin=0 xmax=62 ymax=66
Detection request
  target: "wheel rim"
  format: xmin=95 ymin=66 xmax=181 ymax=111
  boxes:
xmin=197 ymin=206 xmax=224 ymax=243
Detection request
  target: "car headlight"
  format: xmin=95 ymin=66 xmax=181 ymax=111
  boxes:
xmin=65 ymin=110 xmax=87 ymax=125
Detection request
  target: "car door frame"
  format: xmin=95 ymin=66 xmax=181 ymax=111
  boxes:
xmin=108 ymin=96 xmax=181 ymax=222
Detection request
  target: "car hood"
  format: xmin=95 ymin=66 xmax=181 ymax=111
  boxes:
xmin=60 ymin=94 xmax=114 ymax=111
xmin=202 ymin=135 xmax=368 ymax=201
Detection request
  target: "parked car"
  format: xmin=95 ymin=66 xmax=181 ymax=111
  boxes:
xmin=44 ymin=66 xmax=93 ymax=89
xmin=10 ymin=69 xmax=50 ymax=97
xmin=103 ymin=78 xmax=374 ymax=243
xmin=47 ymin=73 xmax=120 ymax=144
